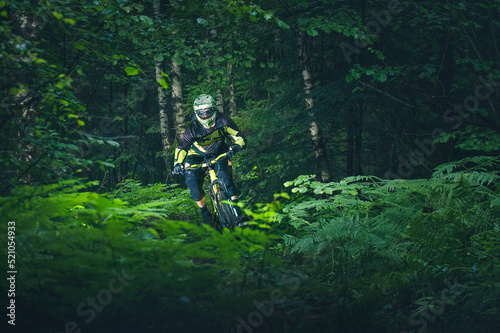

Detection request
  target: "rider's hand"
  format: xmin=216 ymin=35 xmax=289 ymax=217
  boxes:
xmin=227 ymin=145 xmax=242 ymax=159
xmin=172 ymin=163 xmax=184 ymax=175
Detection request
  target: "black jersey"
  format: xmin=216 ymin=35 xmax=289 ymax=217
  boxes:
xmin=174 ymin=114 xmax=246 ymax=165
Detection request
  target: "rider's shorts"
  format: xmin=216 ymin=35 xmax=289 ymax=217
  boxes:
xmin=184 ymin=158 xmax=237 ymax=202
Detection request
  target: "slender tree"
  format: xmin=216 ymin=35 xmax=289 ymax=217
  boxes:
xmin=171 ymin=59 xmax=186 ymax=142
xmin=227 ymin=62 xmax=237 ymax=116
xmin=154 ymin=0 xmax=172 ymax=167
xmin=296 ymin=28 xmax=331 ymax=182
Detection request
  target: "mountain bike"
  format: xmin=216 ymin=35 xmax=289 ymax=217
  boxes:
xmin=186 ymin=152 xmax=241 ymax=232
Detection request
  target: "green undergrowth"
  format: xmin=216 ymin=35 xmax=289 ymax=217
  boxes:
xmin=0 ymin=179 xmax=274 ymax=332
xmin=1 ymin=156 xmax=499 ymax=332
xmin=273 ymin=155 xmax=500 ymax=332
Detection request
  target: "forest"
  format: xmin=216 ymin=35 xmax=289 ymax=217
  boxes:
xmin=1 ymin=0 xmax=499 ymax=332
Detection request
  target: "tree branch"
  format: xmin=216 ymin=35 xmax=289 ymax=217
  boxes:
xmin=82 ymin=133 xmax=137 ymax=141
xmin=357 ymin=80 xmax=426 ymax=109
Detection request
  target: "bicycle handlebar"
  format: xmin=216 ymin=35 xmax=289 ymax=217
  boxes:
xmin=185 ymin=152 xmax=228 ymax=171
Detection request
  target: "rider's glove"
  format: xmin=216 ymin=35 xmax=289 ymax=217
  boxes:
xmin=227 ymin=144 xmax=242 ymax=159
xmin=173 ymin=163 xmax=184 ymax=175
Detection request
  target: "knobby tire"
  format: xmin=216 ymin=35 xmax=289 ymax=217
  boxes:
xmin=212 ymin=181 xmax=238 ymax=231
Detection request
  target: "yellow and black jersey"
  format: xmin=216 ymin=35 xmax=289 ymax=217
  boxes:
xmin=174 ymin=114 xmax=246 ymax=165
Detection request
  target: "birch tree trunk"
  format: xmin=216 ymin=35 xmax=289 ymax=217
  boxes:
xmin=171 ymin=60 xmax=186 ymax=142
xmin=16 ymin=13 xmax=39 ymax=184
xmin=227 ymin=62 xmax=237 ymax=116
xmin=155 ymin=65 xmax=171 ymax=152
xmin=154 ymin=1 xmax=172 ymax=166
xmin=216 ymin=88 xmax=224 ymax=114
xmin=296 ymin=28 xmax=331 ymax=182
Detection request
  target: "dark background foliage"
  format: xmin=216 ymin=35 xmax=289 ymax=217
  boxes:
xmin=1 ymin=0 xmax=499 ymax=332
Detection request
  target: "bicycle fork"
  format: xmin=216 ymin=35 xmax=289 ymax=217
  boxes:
xmin=208 ymin=169 xmax=220 ymax=218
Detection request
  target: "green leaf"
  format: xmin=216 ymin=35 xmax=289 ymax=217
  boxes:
xmin=139 ymin=15 xmax=153 ymax=25
xmin=53 ymin=11 xmax=63 ymax=20
xmin=125 ymin=67 xmax=139 ymax=76
xmin=156 ymin=54 xmax=164 ymax=62
xmin=100 ymin=161 xmax=115 ymax=168
xmin=77 ymin=120 xmax=85 ymax=126
xmin=74 ymin=43 xmax=86 ymax=51
xmin=64 ymin=18 xmax=76 ymax=25
xmin=478 ymin=108 xmax=488 ymax=117
xmin=159 ymin=77 xmax=168 ymax=90
xmin=147 ymin=228 xmax=160 ymax=239
xmin=106 ymin=140 xmax=120 ymax=147
xmin=277 ymin=20 xmax=290 ymax=29
xmin=307 ymin=29 xmax=318 ymax=37
xmin=197 ymin=17 xmax=208 ymax=25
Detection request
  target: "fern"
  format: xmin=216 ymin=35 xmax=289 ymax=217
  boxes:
xmin=0 ymin=180 xmax=276 ymax=333
xmin=279 ymin=155 xmax=500 ymax=328
xmin=432 ymin=155 xmax=500 ymax=178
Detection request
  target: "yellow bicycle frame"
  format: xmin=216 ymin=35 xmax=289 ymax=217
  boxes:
xmin=188 ymin=152 xmax=228 ymax=197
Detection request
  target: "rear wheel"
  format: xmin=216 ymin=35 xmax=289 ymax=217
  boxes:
xmin=212 ymin=181 xmax=239 ymax=231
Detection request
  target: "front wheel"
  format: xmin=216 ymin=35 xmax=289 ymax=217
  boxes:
xmin=212 ymin=181 xmax=239 ymax=231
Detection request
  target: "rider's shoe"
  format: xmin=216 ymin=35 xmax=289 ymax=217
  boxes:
xmin=230 ymin=199 xmax=250 ymax=228
xmin=236 ymin=213 xmax=250 ymax=228
xmin=201 ymin=206 xmax=212 ymax=226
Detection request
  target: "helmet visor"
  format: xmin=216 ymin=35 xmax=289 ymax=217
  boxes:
xmin=197 ymin=107 xmax=215 ymax=120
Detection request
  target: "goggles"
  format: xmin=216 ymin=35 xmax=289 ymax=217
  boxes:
xmin=197 ymin=107 xmax=215 ymax=119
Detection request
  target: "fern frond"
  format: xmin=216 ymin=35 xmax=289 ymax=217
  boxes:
xmin=432 ymin=155 xmax=500 ymax=177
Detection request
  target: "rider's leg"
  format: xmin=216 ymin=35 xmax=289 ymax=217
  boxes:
xmin=195 ymin=196 xmax=206 ymax=208
xmin=196 ymin=197 xmax=212 ymax=224
xmin=186 ymin=167 xmax=211 ymax=225
xmin=215 ymin=160 xmax=248 ymax=224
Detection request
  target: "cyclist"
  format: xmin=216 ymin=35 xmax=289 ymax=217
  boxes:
xmin=172 ymin=94 xmax=247 ymax=226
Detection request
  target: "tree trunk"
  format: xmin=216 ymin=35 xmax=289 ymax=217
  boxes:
xmin=216 ymin=88 xmax=224 ymax=114
xmin=156 ymin=63 xmax=171 ymax=154
xmin=296 ymin=28 xmax=331 ymax=182
xmin=154 ymin=1 xmax=172 ymax=167
xmin=16 ymin=13 xmax=40 ymax=185
xmin=227 ymin=62 xmax=237 ymax=116
xmin=354 ymin=104 xmax=363 ymax=175
xmin=347 ymin=110 xmax=354 ymax=176
xmin=171 ymin=60 xmax=186 ymax=142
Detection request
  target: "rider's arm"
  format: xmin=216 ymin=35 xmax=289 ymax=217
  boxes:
xmin=222 ymin=115 xmax=246 ymax=150
xmin=174 ymin=126 xmax=196 ymax=166
xmin=174 ymin=148 xmax=187 ymax=166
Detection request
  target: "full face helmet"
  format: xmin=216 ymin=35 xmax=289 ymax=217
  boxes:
xmin=193 ymin=94 xmax=216 ymax=128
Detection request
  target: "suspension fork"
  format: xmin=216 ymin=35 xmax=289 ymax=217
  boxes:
xmin=208 ymin=168 xmax=220 ymax=202
xmin=208 ymin=169 xmax=217 ymax=185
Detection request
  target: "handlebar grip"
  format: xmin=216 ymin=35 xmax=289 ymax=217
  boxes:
xmin=175 ymin=152 xmax=227 ymax=172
